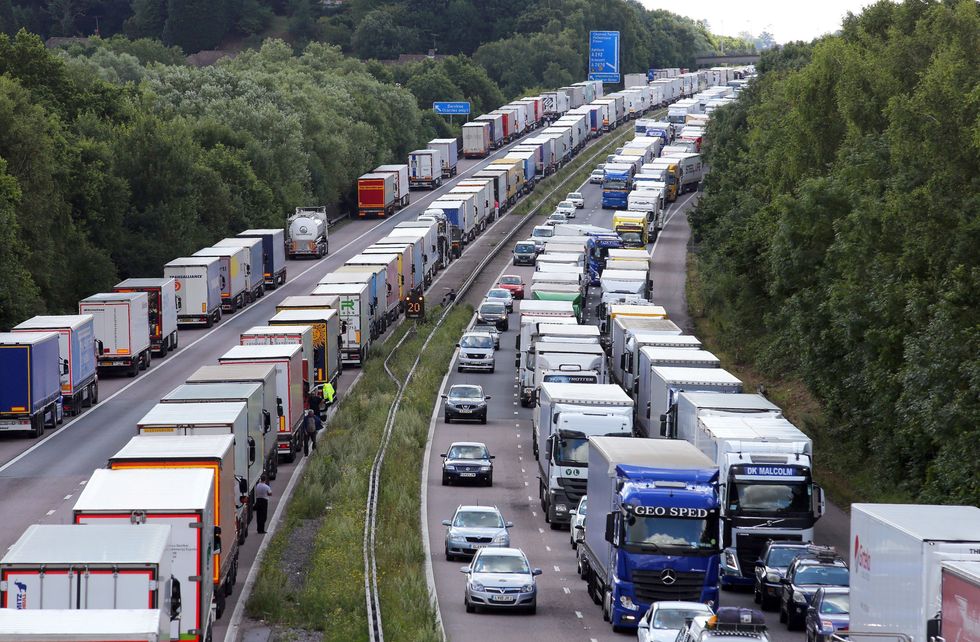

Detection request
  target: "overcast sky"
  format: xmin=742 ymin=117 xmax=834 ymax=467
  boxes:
xmin=638 ymin=0 xmax=878 ymax=43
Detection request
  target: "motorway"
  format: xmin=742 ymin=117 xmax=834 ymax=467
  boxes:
xmin=424 ymin=177 xmax=852 ymax=640
xmin=0 ymin=125 xmax=577 ymax=640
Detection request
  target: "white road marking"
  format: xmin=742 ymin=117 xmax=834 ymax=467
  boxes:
xmin=79 ymin=480 xmax=86 ymax=485
xmin=524 ymin=481 xmax=529 ymax=487
xmin=528 ymin=496 xmax=533 ymax=502
xmin=46 ymin=509 xmax=55 ymax=516
xmin=531 ymin=511 xmax=537 ymax=517
xmin=521 ymin=468 xmax=525 ymax=473
xmin=517 ymin=444 xmax=522 ymax=449
xmin=63 ymin=495 xmax=72 ymax=501
xmin=563 ymin=587 xmax=570 ymax=595
xmin=538 ymin=528 xmax=545 ymax=534
xmin=545 ymin=545 xmax=552 ymax=552
xmin=575 ymin=610 xmax=584 ymax=619
xmin=554 ymin=565 xmax=561 ymax=572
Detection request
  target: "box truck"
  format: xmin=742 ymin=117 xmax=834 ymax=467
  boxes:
xmin=408 ymin=149 xmax=443 ymax=188
xmin=310 ymin=282 xmax=372 ymax=366
xmin=185 ymin=363 xmax=279 ymax=481
xmin=241 ymin=324 xmax=313 ymax=389
xmin=319 ymin=270 xmax=386 ymax=338
xmin=269 ymin=309 xmax=341 ymax=387
xmin=218 ymin=345 xmax=304 ymax=461
xmin=374 ymin=164 xmax=411 ymax=208
xmin=474 ymin=114 xmax=504 ymax=147
xmin=534 ymin=384 xmax=633 ymax=525
xmin=112 ymin=279 xmax=179 ymax=357
xmin=0 ymin=608 xmax=167 ymax=641
xmin=12 ymin=315 xmax=99 ymax=416
xmin=609 ymin=317 xmax=682 ymax=391
xmin=109 ymin=434 xmax=242 ymax=604
xmin=580 ymin=437 xmax=720 ymax=631
xmin=428 ymin=138 xmax=458 ymax=177
xmin=193 ymin=246 xmax=249 ymax=313
xmin=850 ymin=504 xmax=980 ymax=642
xmin=637 ymin=366 xmax=743 ymax=437
xmin=73 ymin=469 xmax=218 ymax=640
xmin=163 ymin=256 xmax=223 ymax=328
xmin=462 ymin=122 xmax=491 ymax=158
xmin=79 ymin=292 xmax=152 ymax=376
xmin=357 ymin=173 xmax=398 ymax=218
xmin=0 ymin=524 xmax=173 ymax=628
xmin=214 ymin=237 xmax=265 ymax=303
xmin=237 ymin=228 xmax=287 ymax=288
xmin=940 ymin=561 xmax=980 ymax=642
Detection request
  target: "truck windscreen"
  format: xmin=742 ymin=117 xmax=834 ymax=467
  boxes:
xmin=729 ymin=480 xmax=811 ymax=514
xmin=624 ymin=514 xmax=719 ymax=552
xmin=603 ymin=179 xmax=629 ymax=190
xmin=554 ymin=436 xmax=589 ymax=466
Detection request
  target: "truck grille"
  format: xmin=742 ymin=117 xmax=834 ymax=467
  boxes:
xmin=632 ymin=569 xmax=705 ymax=602
xmin=557 ymin=477 xmax=588 ymax=502
xmin=737 ymin=533 xmax=802 ymax=578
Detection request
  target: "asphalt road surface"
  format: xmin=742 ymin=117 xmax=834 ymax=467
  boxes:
xmin=0 ymin=124 xmax=569 ymax=640
xmin=425 ymin=177 xmax=851 ymax=641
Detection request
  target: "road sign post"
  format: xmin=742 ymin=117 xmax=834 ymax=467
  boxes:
xmin=588 ymin=31 xmax=620 ymax=84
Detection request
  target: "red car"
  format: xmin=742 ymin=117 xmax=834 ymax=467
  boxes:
xmin=497 ymin=275 xmax=525 ymax=299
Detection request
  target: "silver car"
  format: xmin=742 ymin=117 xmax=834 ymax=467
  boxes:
xmin=443 ymin=505 xmax=512 ymax=560
xmin=462 ymin=547 xmax=541 ymax=614
xmin=636 ymin=601 xmax=714 ymax=642
xmin=569 ymin=495 xmax=587 ymax=549
xmin=485 ymin=288 xmax=514 ymax=312
xmin=555 ymin=200 xmax=577 ymax=218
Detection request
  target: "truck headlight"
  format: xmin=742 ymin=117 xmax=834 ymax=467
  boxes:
xmin=723 ymin=549 xmax=740 ymax=572
xmin=793 ymin=590 xmax=807 ymax=604
xmin=555 ymin=503 xmax=568 ymax=513
xmin=766 ymin=571 xmax=780 ymax=583
xmin=619 ymin=595 xmax=640 ymax=611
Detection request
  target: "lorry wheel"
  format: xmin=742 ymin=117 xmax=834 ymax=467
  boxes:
xmin=215 ymin=589 xmax=225 ymax=620
xmin=30 ymin=414 xmax=43 ymax=438
xmin=237 ymin=525 xmax=246 ymax=546
xmin=602 ymin=589 xmax=612 ymax=621
xmin=90 ymin=381 xmax=99 ymax=405
xmin=129 ymin=362 xmax=139 ymax=377
xmin=205 ymin=624 xmax=213 ymax=642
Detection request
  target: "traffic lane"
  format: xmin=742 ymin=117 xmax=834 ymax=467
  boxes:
xmin=427 ymin=314 xmax=617 ymax=642
xmin=649 ymin=191 xmax=698 ymax=331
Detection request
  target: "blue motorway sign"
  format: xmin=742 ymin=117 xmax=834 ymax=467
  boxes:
xmin=589 ymin=31 xmax=620 ymax=83
xmin=433 ymin=101 xmax=471 ymax=115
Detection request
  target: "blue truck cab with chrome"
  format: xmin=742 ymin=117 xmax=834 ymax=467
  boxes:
xmin=601 ymin=165 xmax=633 ymax=209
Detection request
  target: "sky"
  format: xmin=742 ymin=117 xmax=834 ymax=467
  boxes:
xmin=638 ymin=0 xmax=878 ymax=43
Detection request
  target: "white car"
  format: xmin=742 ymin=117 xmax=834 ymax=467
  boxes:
xmin=590 ymin=169 xmax=604 ymax=184
xmin=569 ymin=495 xmax=587 ymax=549
xmin=555 ymin=201 xmax=576 ymax=218
xmin=566 ymin=192 xmax=585 ymax=208
xmin=636 ymin=601 xmax=715 ymax=642
xmin=545 ymin=211 xmax=568 ymax=226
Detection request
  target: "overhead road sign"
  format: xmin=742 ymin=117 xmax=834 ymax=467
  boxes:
xmin=589 ymin=31 xmax=620 ymax=84
xmin=433 ymin=101 xmax=471 ymax=115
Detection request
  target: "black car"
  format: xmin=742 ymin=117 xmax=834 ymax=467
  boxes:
xmin=477 ymin=301 xmax=509 ymax=331
xmin=440 ymin=441 xmax=494 ymax=486
xmin=443 ymin=384 xmax=491 ymax=423
xmin=779 ymin=547 xmax=849 ymax=631
xmin=754 ymin=541 xmax=813 ymax=610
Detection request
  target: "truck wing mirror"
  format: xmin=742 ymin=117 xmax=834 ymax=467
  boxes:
xmin=277 ymin=400 xmax=284 ymax=417
xmin=248 ymin=437 xmax=256 ymax=465
xmin=442 ymin=519 xmax=452 ymax=526
xmin=604 ymin=513 xmax=615 ymax=544
xmin=213 ymin=526 xmax=222 ymax=556
xmin=169 ymin=577 xmax=182 ymax=619
xmin=619 ymin=353 xmax=626 ymax=370
xmin=238 ymin=476 xmax=248 ymax=495
xmin=659 ymin=414 xmax=668 ymax=437
xmin=262 ymin=409 xmax=271 ymax=433
xmin=440 ymin=453 xmax=447 ymax=458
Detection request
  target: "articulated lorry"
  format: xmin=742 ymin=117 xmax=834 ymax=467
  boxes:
xmin=668 ymin=392 xmax=824 ymax=588
xmin=428 ymin=138 xmax=458 ymax=177
xmin=609 ymin=317 xmax=682 ymax=392
xmin=602 ymin=165 xmax=633 ymax=209
xmin=79 ymin=292 xmax=152 ymax=376
xmin=12 ymin=315 xmax=99 ymax=417
xmin=0 ymin=609 xmax=168 ymax=641
xmin=581 ymin=437 xmax=720 ymax=631
xmin=310 ymin=282 xmax=372 ymax=365
xmin=636 ymin=365 xmax=742 ymax=437
xmin=849 ymin=504 xmax=980 ymax=642
xmin=214 ymin=237 xmax=265 ymax=303
xmin=408 ymin=149 xmax=443 ymax=189
xmin=73 ymin=469 xmax=217 ymax=641
xmin=237 ymin=228 xmax=287 ymax=288
xmin=164 ymin=256 xmax=223 ymax=328
xmin=113 ymin=279 xmax=179 ymax=356
xmin=534 ymin=384 xmax=633 ymax=527
xmin=268 ymin=309 xmax=342 ymax=388
xmin=243 ymin=324 xmax=313 ymax=389
xmin=286 ymin=206 xmax=329 ymax=257
xmin=523 ymin=342 xmax=607 ymax=410
xmin=193 ymin=246 xmax=250 ymax=313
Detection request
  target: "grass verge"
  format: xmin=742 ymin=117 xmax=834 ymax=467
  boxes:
xmin=685 ymin=255 xmax=913 ymax=509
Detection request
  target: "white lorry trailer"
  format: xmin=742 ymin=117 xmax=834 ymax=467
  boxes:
xmin=636 ymin=366 xmax=743 ymax=438
xmin=214 ymin=236 xmax=265 ymax=303
xmin=164 ymin=256 xmax=223 ymax=328
xmin=609 ymin=317 xmax=682 ymax=391
xmin=522 ymin=341 xmax=607 ymax=408
xmin=408 ymin=149 xmax=443 ymax=188
xmin=0 ymin=608 xmax=167 ymax=641
xmin=534 ymin=383 xmax=633 ymax=526
xmin=78 ymin=292 xmax=151 ymax=377
xmin=73 ymin=469 xmax=217 ymax=642
xmin=112 ymin=278 xmax=179 ymax=356
xmin=193 ymin=246 xmax=249 ymax=313
xmin=849 ymin=504 xmax=980 ymax=642
xmin=309 ymin=282 xmax=372 ymax=365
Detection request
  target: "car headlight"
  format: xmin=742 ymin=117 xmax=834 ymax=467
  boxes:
xmin=619 ymin=595 xmax=640 ymax=611
xmin=521 ymin=583 xmax=535 ymax=593
xmin=766 ymin=571 xmax=780 ymax=583
xmin=444 ymin=465 xmax=456 ymax=471
xmin=793 ymin=590 xmax=808 ymax=604
xmin=449 ymin=533 xmax=465 ymax=542
xmin=470 ymin=581 xmax=485 ymax=591
xmin=479 ymin=465 xmax=491 ymax=471
xmin=492 ymin=532 xmax=509 ymax=544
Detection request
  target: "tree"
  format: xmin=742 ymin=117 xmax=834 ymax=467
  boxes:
xmin=162 ymin=0 xmax=230 ymax=52
xmin=124 ymin=0 xmax=166 ymax=39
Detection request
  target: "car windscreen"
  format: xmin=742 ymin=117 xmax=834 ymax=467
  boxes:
xmin=486 ymin=290 xmax=509 ymax=299
xmin=500 ymin=276 xmax=522 ymax=284
xmin=767 ymin=547 xmax=806 ymax=568
xmin=568 ymin=193 xmax=582 ymax=199
xmin=448 ymin=386 xmax=482 ymax=400
xmin=460 ymin=335 xmax=493 ymax=349
xmin=480 ymin=303 xmax=506 ymax=315
xmin=448 ymin=445 xmax=488 ymax=460
xmin=652 ymin=607 xmax=712 ymax=628
xmin=532 ymin=227 xmax=554 ymax=238
xmin=472 ymin=554 xmax=528 ymax=574
xmin=515 ymin=243 xmax=536 ymax=253
xmin=454 ymin=511 xmax=504 ymax=528
xmin=794 ymin=565 xmax=849 ymax=586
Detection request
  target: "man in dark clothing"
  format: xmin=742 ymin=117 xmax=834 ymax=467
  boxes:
xmin=255 ymin=475 xmax=272 ymax=534
xmin=303 ymin=409 xmax=318 ymax=456
xmin=308 ymin=388 xmax=323 ymax=418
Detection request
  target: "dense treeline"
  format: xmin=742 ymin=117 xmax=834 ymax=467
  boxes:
xmin=692 ymin=0 xmax=979 ymax=505
xmin=0 ymin=31 xmax=429 ymax=328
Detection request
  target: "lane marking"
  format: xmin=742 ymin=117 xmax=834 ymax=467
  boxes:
xmin=63 ymin=495 xmax=72 ymax=501
xmin=575 ymin=610 xmax=584 ymax=619
xmin=538 ymin=528 xmax=545 ymax=534
xmin=554 ymin=565 xmax=561 ymax=573
xmin=46 ymin=509 xmax=55 ymax=516
xmin=531 ymin=511 xmax=537 ymax=517
xmin=563 ymin=587 xmax=570 ymax=595
xmin=545 ymin=545 xmax=552 ymax=552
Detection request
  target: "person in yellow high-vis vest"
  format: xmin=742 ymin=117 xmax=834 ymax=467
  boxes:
xmin=322 ymin=381 xmax=335 ymax=406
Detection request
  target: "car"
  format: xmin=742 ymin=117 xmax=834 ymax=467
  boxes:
xmin=461 ymin=547 xmax=540 ymax=614
xmin=477 ymin=301 xmax=508 ymax=331
xmin=566 ymin=192 xmax=585 ymax=208
xmin=443 ymin=383 xmax=490 ymax=423
xmin=497 ymin=274 xmax=525 ymax=299
xmin=754 ymin=541 xmax=813 ymax=610
xmin=555 ymin=200 xmax=577 ymax=218
xmin=530 ymin=225 xmax=554 ymax=251
xmin=805 ymin=587 xmax=849 ymax=642
xmin=779 ymin=547 xmax=849 ymax=631
xmin=569 ymin=495 xmax=587 ymax=549
xmin=675 ymin=608 xmax=770 ymax=642
xmin=471 ymin=322 xmax=500 ymax=349
xmin=590 ymin=169 xmax=604 ymax=184
xmin=456 ymin=333 xmax=495 ymax=373
xmin=443 ymin=505 xmax=512 ymax=561
xmin=546 ymin=211 xmax=568 ymax=227
xmin=441 ymin=441 xmax=494 ymax=486
xmin=485 ymin=288 xmax=514 ymax=312
xmin=513 ymin=240 xmax=537 ymax=266
xmin=636 ymin=601 xmax=715 ymax=642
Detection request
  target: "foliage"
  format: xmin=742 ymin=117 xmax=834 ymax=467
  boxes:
xmin=692 ymin=0 xmax=980 ymax=505
xmin=0 ymin=31 xmax=430 ymax=328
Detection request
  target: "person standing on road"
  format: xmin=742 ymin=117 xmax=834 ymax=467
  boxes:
xmin=322 ymin=381 xmax=335 ymax=407
xmin=308 ymin=387 xmax=323 ymax=418
xmin=255 ymin=475 xmax=272 ymax=534
xmin=302 ymin=409 xmax=318 ymax=455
